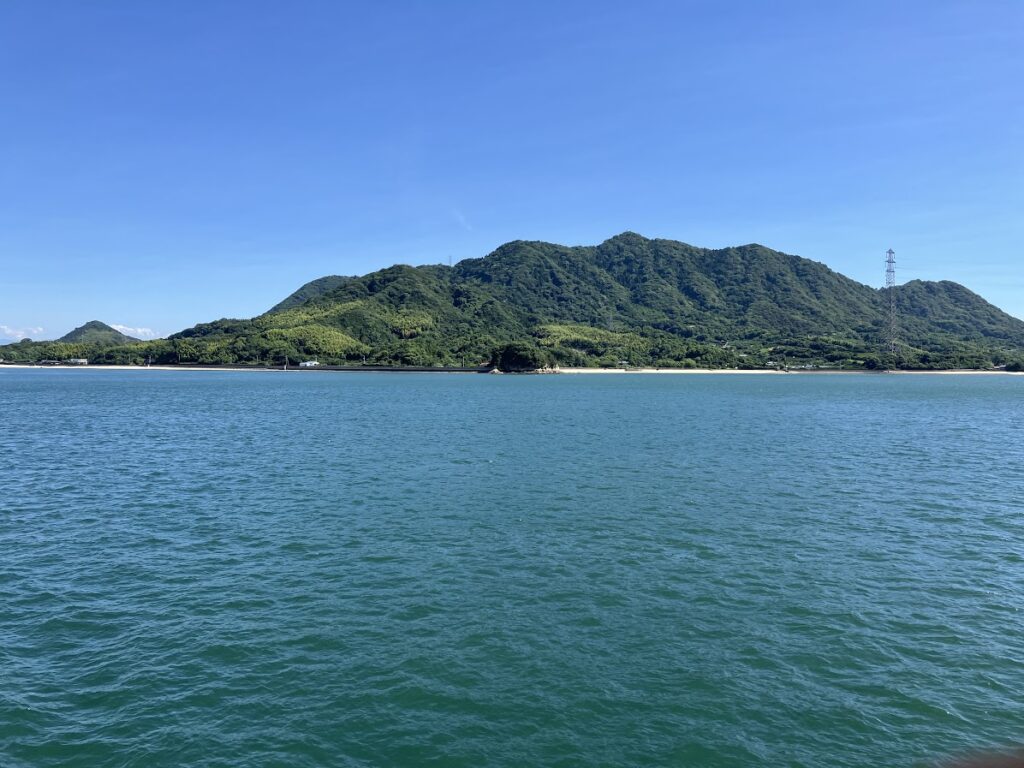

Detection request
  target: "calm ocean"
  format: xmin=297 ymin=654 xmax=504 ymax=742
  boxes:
xmin=2 ymin=369 xmax=1022 ymax=767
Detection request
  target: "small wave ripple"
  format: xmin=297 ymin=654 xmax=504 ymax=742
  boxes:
xmin=1 ymin=370 xmax=1022 ymax=767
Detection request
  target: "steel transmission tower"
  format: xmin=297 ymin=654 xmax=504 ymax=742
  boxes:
xmin=885 ymin=248 xmax=898 ymax=368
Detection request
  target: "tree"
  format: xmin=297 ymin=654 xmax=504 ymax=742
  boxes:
xmin=491 ymin=342 xmax=553 ymax=372
xmin=173 ymin=339 xmax=199 ymax=363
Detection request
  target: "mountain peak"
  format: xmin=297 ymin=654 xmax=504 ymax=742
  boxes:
xmin=58 ymin=321 xmax=139 ymax=345
xmin=603 ymin=231 xmax=649 ymax=245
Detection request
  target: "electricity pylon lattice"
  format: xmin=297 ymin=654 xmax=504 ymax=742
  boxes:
xmin=885 ymin=248 xmax=898 ymax=369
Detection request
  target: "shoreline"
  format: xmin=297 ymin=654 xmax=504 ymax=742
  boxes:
xmin=0 ymin=364 xmax=479 ymax=373
xmin=1 ymin=363 xmax=1021 ymax=376
xmin=558 ymin=367 xmax=1023 ymax=376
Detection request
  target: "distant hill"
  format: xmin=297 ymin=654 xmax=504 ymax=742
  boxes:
xmin=58 ymin=321 xmax=140 ymax=345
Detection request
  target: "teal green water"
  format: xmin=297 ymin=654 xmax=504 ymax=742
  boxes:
xmin=2 ymin=370 xmax=1023 ymax=767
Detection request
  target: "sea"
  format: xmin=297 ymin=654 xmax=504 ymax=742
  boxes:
xmin=2 ymin=368 xmax=1022 ymax=767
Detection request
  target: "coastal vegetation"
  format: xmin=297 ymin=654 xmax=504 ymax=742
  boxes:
xmin=4 ymin=234 xmax=1024 ymax=370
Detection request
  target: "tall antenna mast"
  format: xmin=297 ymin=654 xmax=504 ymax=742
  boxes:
xmin=885 ymin=248 xmax=898 ymax=369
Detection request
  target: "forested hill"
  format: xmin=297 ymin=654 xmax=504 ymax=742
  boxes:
xmin=170 ymin=232 xmax=1024 ymax=369
xmin=269 ymin=275 xmax=354 ymax=313
xmin=5 ymin=233 xmax=1024 ymax=369
xmin=58 ymin=321 xmax=139 ymax=345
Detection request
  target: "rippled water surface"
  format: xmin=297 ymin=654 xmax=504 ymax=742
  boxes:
xmin=2 ymin=369 xmax=1023 ymax=767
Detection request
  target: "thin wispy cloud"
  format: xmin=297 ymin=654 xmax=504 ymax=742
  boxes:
xmin=0 ymin=325 xmax=44 ymax=341
xmin=452 ymin=208 xmax=473 ymax=232
xmin=112 ymin=324 xmax=159 ymax=339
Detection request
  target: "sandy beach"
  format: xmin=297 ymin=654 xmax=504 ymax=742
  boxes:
xmin=558 ymin=367 xmax=1023 ymax=375
xmin=2 ymin=364 xmax=1020 ymax=376
xmin=559 ymin=367 xmax=792 ymax=375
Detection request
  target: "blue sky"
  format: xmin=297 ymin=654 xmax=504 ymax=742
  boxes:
xmin=1 ymin=0 xmax=1021 ymax=340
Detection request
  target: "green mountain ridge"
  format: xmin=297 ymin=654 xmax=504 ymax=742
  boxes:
xmin=270 ymin=275 xmax=355 ymax=313
xmin=4 ymin=233 xmax=1023 ymax=369
xmin=168 ymin=232 xmax=1024 ymax=369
